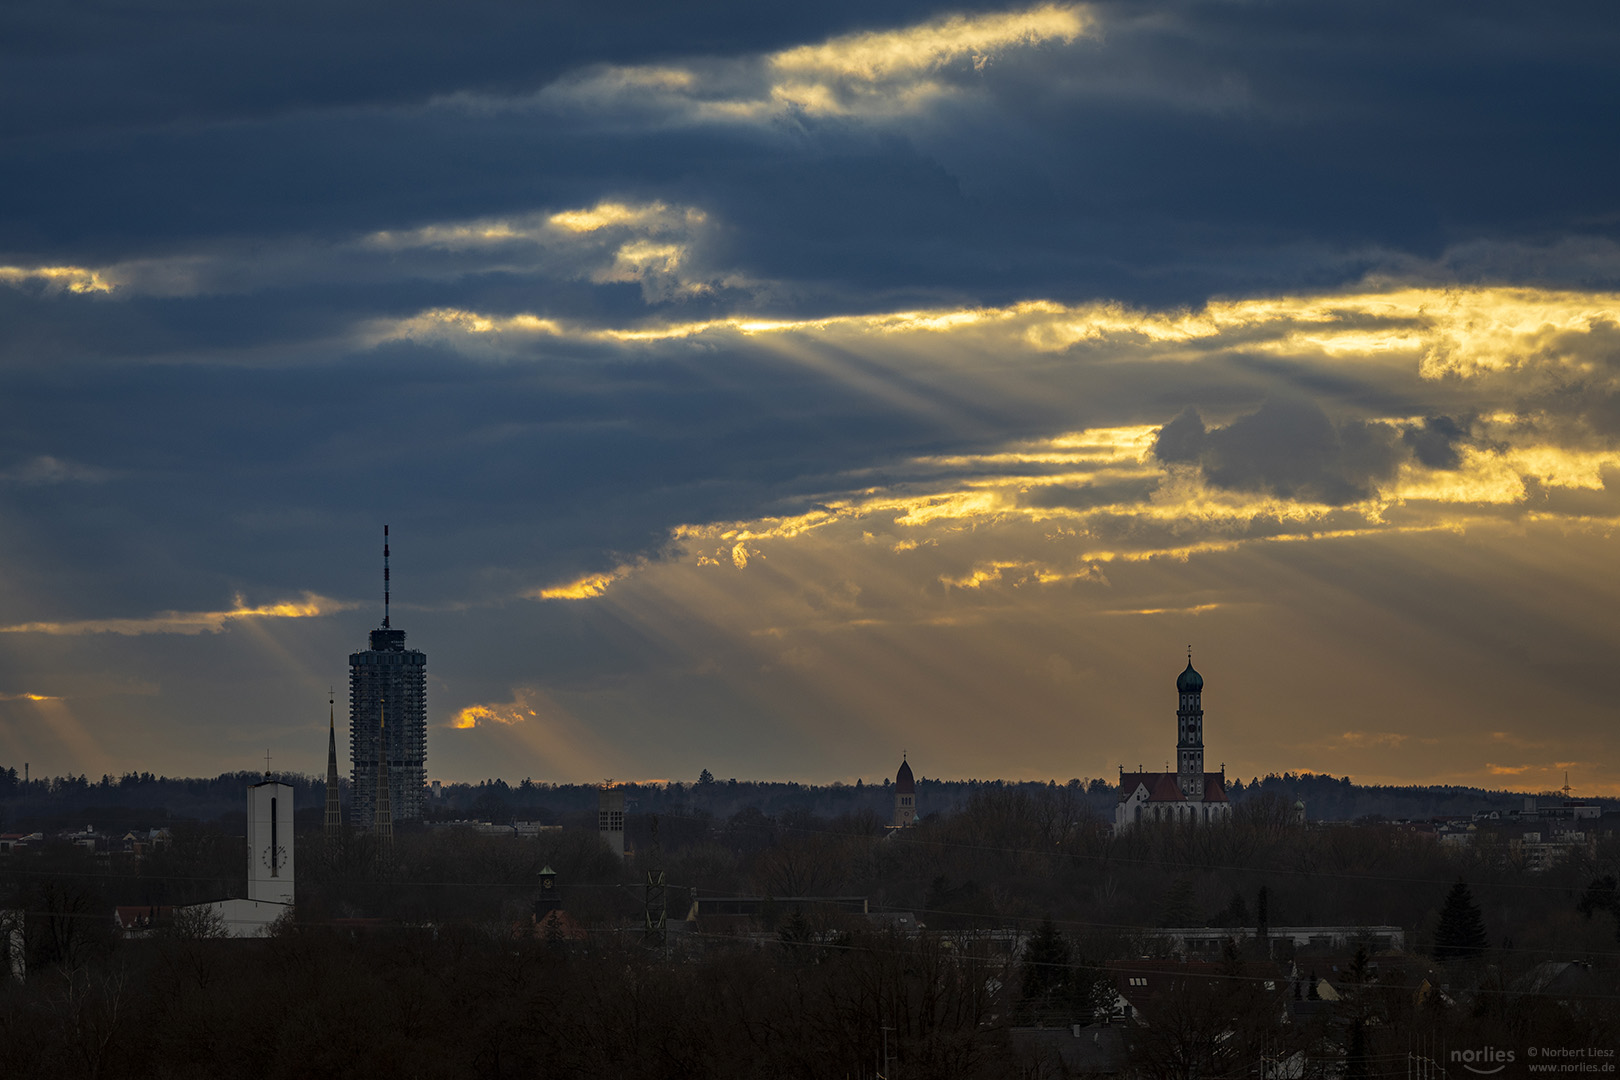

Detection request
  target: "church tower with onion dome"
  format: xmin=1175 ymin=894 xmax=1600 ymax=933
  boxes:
xmin=1114 ymin=653 xmax=1230 ymax=833
xmin=1176 ymin=651 xmax=1205 ymax=800
xmin=892 ymin=755 xmax=916 ymax=828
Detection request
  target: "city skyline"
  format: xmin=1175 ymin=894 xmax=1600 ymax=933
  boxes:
xmin=1 ymin=2 xmax=1619 ymax=793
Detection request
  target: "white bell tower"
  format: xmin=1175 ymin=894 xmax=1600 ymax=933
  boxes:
xmin=248 ymin=777 xmax=295 ymax=905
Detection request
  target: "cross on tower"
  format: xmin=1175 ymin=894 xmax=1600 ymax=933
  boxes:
xmin=264 ymin=749 xmax=272 ymax=778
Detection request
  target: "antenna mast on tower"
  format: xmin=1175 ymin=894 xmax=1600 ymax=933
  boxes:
xmin=383 ymin=525 xmax=391 ymax=629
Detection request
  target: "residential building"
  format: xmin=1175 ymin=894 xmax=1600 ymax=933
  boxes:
xmin=599 ymin=783 xmax=625 ymax=858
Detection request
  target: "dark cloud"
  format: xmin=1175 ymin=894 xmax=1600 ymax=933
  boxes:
xmin=1402 ymin=415 xmax=1468 ymax=470
xmin=3 ymin=1 xmax=1619 ymax=307
xmin=0 ymin=336 xmax=972 ymax=622
xmin=1020 ymin=478 xmax=1160 ymax=511
xmin=1204 ymin=400 xmax=1369 ymax=504
xmin=1152 ymin=407 xmax=1208 ymax=465
xmin=0 ymin=0 xmax=965 ymax=140
xmin=1155 ymin=400 xmax=1447 ymax=505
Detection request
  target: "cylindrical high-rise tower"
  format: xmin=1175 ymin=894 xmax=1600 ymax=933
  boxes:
xmin=349 ymin=526 xmax=427 ymax=826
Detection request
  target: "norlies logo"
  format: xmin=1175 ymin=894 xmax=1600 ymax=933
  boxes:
xmin=1453 ymin=1047 xmax=1517 ymax=1075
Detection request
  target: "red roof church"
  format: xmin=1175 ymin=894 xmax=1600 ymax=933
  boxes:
xmin=1115 ymin=655 xmax=1231 ymax=832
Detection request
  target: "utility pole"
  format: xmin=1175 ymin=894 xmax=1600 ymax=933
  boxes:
xmin=643 ymin=815 xmax=666 ymax=949
xmin=643 ymin=871 xmax=667 ymax=948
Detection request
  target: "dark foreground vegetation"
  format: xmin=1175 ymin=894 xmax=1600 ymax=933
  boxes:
xmin=2 ymin=777 xmax=1618 ymax=1077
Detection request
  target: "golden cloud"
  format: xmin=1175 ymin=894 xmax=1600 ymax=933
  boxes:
xmin=451 ymin=698 xmax=539 ymax=730
xmin=1339 ymin=731 xmax=1411 ymax=748
xmin=4 ymin=200 xmax=717 ymax=303
xmin=772 ymin=5 xmax=1087 ymax=83
xmin=547 ymin=201 xmax=703 ymax=234
xmin=939 ymin=559 xmax=1104 ymax=590
xmin=1098 ymin=603 xmax=1221 ymax=617
xmin=0 ymin=592 xmax=352 ymax=636
xmin=766 ymin=4 xmax=1089 ymax=115
xmin=378 ymin=278 xmax=1620 ymax=616
xmin=365 ymin=201 xmax=705 ymax=249
xmin=0 ymin=264 xmax=114 ymax=294
xmin=445 ymin=688 xmax=616 ymax=780
xmin=539 ymin=403 xmax=1620 ymax=609
xmin=526 ymin=4 xmax=1091 ymax=123
xmin=366 ymin=285 xmax=1620 ymax=388
xmin=528 ymin=565 xmax=638 ymax=600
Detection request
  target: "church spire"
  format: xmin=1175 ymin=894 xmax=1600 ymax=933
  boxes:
xmin=324 ymin=689 xmax=343 ymax=838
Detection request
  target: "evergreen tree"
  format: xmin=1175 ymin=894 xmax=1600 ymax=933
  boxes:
xmin=1341 ymin=945 xmax=1367 ymax=990
xmin=1578 ymin=876 xmax=1620 ymax=943
xmin=1433 ymin=879 xmax=1488 ymax=962
xmin=1159 ymin=877 xmax=1197 ymax=927
xmin=1345 ymin=1020 xmax=1369 ymax=1080
xmin=1577 ymin=875 xmax=1618 ymax=918
xmin=1347 ymin=944 xmax=1371 ymax=985
xmin=1254 ymin=885 xmax=1270 ymax=957
xmin=1220 ymin=936 xmax=1245 ymax=978
xmin=1222 ymin=891 xmax=1250 ymax=928
xmin=1020 ymin=916 xmax=1074 ymax=1019
xmin=778 ymin=908 xmax=814 ymax=958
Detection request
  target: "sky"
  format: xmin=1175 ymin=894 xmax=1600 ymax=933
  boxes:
xmin=2 ymin=0 xmax=1619 ymax=793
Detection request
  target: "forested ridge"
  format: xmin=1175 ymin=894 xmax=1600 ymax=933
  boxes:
xmin=0 ymin=763 xmax=1564 ymax=833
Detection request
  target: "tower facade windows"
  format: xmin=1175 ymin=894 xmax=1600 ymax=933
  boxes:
xmin=350 ymin=630 xmax=427 ymax=826
xmin=599 ymin=785 xmax=625 ymax=858
xmin=349 ymin=527 xmax=427 ymax=827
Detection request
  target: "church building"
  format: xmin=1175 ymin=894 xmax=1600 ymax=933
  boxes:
xmin=892 ymin=755 xmax=916 ymax=828
xmin=1114 ymin=656 xmax=1231 ymax=833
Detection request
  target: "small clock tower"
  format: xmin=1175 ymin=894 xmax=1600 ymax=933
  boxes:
xmin=248 ymin=775 xmax=295 ymax=906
